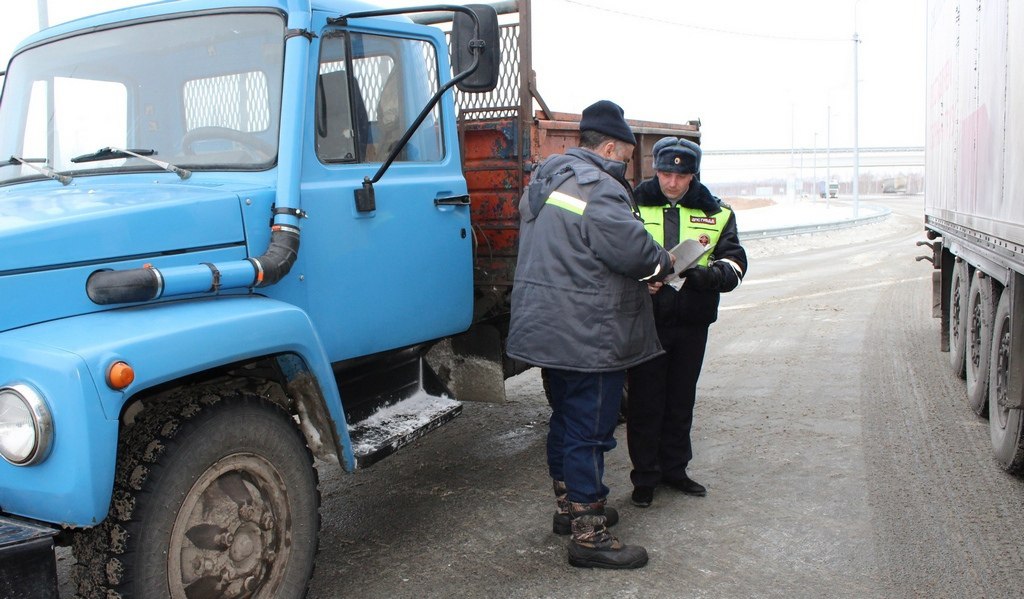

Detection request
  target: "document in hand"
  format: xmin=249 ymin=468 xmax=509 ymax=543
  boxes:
xmin=665 ymin=239 xmax=713 ymax=283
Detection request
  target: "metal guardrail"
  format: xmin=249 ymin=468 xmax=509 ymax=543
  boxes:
xmin=739 ymin=204 xmax=893 ymax=240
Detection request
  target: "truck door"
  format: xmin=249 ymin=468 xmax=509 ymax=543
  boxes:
xmin=298 ymin=26 xmax=474 ymax=361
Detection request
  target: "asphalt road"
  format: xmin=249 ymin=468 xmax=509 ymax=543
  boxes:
xmin=57 ymin=195 xmax=1024 ymax=597
xmin=308 ymin=194 xmax=1024 ymax=598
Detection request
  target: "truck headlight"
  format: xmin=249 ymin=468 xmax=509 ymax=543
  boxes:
xmin=0 ymin=384 xmax=53 ymax=466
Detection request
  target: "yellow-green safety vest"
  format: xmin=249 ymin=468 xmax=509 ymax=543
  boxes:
xmin=638 ymin=204 xmax=731 ymax=267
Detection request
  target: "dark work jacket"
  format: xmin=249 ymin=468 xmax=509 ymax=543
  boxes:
xmin=506 ymin=149 xmax=673 ymax=372
xmin=635 ymin=177 xmax=748 ymax=326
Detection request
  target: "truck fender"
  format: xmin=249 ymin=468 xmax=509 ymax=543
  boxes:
xmin=92 ymin=296 xmax=354 ymax=468
xmin=6 ymin=296 xmax=356 ymax=490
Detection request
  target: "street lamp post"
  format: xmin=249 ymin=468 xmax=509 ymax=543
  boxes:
xmin=826 ymin=105 xmax=831 ymax=210
xmin=852 ymin=18 xmax=861 ymax=217
xmin=813 ymin=132 xmax=817 ymax=199
xmin=37 ymin=0 xmax=48 ymax=28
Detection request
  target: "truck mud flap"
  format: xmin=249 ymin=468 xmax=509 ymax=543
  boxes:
xmin=0 ymin=516 xmax=59 ymax=599
xmin=339 ymin=348 xmax=462 ymax=468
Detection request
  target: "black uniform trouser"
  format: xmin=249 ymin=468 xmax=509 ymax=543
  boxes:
xmin=626 ymin=321 xmax=709 ymax=488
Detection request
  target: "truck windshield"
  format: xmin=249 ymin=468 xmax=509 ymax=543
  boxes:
xmin=0 ymin=12 xmax=285 ymax=185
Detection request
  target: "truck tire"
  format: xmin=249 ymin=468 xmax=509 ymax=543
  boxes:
xmin=988 ymin=291 xmax=1024 ymax=473
xmin=72 ymin=390 xmax=320 ymax=599
xmin=965 ymin=271 xmax=996 ymax=416
xmin=949 ymin=259 xmax=969 ymax=379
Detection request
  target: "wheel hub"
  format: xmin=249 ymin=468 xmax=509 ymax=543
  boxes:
xmin=168 ymin=454 xmax=290 ymax=599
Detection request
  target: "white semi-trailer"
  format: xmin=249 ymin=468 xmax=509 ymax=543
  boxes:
xmin=923 ymin=0 xmax=1024 ymax=471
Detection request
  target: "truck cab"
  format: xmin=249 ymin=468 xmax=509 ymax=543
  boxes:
xmin=0 ymin=1 xmax=498 ymax=596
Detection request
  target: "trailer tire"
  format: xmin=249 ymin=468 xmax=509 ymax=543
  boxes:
xmin=72 ymin=389 xmax=320 ymax=599
xmin=965 ymin=271 xmax=996 ymax=416
xmin=949 ymin=259 xmax=969 ymax=379
xmin=988 ymin=292 xmax=1024 ymax=473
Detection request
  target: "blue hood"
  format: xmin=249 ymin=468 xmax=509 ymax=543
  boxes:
xmin=0 ymin=183 xmax=245 ymax=272
xmin=0 ymin=182 xmax=248 ymax=331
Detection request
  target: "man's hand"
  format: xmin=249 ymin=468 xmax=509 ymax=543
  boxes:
xmin=647 ymin=281 xmax=663 ymax=294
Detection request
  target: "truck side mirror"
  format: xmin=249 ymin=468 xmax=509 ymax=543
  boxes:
xmin=451 ymin=4 xmax=499 ymax=93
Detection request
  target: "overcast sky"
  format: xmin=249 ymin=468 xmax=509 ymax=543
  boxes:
xmin=0 ymin=0 xmax=925 ymax=153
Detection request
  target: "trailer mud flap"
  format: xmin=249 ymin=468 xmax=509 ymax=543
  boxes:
xmin=1007 ymin=273 xmax=1024 ymax=410
xmin=0 ymin=516 xmax=59 ymax=599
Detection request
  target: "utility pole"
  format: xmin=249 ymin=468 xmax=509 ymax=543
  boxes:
xmin=813 ymin=132 xmax=818 ymax=199
xmin=37 ymin=0 xmax=49 ymax=29
xmin=852 ymin=13 xmax=861 ymax=217
xmin=826 ymin=105 xmax=831 ymax=210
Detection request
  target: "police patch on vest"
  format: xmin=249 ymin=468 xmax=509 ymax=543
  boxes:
xmin=690 ymin=216 xmax=716 ymax=225
xmin=699 ymin=234 xmax=711 ymax=246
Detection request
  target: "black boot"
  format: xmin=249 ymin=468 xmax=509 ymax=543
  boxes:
xmin=566 ymin=502 xmax=647 ymax=569
xmin=552 ymin=481 xmax=619 ymax=535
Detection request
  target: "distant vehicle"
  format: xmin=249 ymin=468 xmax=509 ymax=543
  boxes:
xmin=817 ymin=180 xmax=826 ymax=198
xmin=881 ymin=175 xmax=907 ymax=194
xmin=921 ymin=0 xmax=1024 ymax=474
xmin=828 ymin=182 xmax=839 ymax=198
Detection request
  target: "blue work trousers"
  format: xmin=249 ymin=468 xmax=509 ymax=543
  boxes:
xmin=544 ymin=368 xmax=625 ymax=504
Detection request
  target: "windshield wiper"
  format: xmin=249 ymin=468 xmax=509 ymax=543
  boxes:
xmin=71 ymin=146 xmax=191 ymax=180
xmin=71 ymin=147 xmax=156 ymax=164
xmin=3 ymin=155 xmax=72 ymax=185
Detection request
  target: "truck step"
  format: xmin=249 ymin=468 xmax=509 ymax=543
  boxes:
xmin=337 ymin=346 xmax=461 ymax=468
xmin=348 ymin=394 xmax=462 ymax=468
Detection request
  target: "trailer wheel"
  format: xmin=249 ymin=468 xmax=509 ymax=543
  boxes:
xmin=949 ymin=259 xmax=969 ymax=379
xmin=72 ymin=390 xmax=320 ymax=599
xmin=965 ymin=271 xmax=996 ymax=416
xmin=988 ymin=292 xmax=1024 ymax=473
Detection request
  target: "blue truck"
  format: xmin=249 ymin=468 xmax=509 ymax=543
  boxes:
xmin=0 ymin=1 xmax=700 ymax=596
xmin=0 ymin=1 xmax=501 ymax=596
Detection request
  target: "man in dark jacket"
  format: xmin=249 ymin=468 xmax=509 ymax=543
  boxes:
xmin=506 ymin=100 xmax=674 ymax=569
xmin=627 ymin=137 xmax=747 ymax=508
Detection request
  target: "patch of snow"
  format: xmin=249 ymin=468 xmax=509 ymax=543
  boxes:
xmin=348 ymin=392 xmax=460 ymax=455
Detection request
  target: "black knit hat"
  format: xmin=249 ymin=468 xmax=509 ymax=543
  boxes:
xmin=579 ymin=100 xmax=636 ymax=145
xmin=653 ymin=136 xmax=701 ymax=174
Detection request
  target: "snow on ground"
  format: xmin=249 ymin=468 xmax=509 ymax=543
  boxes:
xmin=732 ymin=198 xmax=913 ymax=260
xmin=735 ymin=199 xmax=886 ymax=233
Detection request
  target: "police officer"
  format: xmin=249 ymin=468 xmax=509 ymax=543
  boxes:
xmin=506 ymin=100 xmax=674 ymax=569
xmin=626 ymin=136 xmax=747 ymax=507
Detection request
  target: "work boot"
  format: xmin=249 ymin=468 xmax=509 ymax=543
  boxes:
xmin=552 ymin=480 xmax=618 ymax=535
xmin=566 ymin=501 xmax=648 ymax=569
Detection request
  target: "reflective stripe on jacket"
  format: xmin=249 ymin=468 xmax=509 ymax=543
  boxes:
xmin=506 ymin=148 xmax=673 ymax=372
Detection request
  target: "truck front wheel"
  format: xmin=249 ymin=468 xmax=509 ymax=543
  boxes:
xmin=73 ymin=391 xmax=320 ymax=599
xmin=988 ymin=292 xmax=1024 ymax=473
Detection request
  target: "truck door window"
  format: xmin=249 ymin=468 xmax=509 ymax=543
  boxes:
xmin=316 ymin=32 xmax=443 ymax=164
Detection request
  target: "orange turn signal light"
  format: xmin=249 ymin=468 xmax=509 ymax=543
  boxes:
xmin=107 ymin=361 xmax=135 ymax=390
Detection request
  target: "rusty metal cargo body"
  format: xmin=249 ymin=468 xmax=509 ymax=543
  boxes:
xmin=924 ymin=0 xmax=1024 ymax=274
xmin=441 ymin=0 xmax=699 ymax=301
